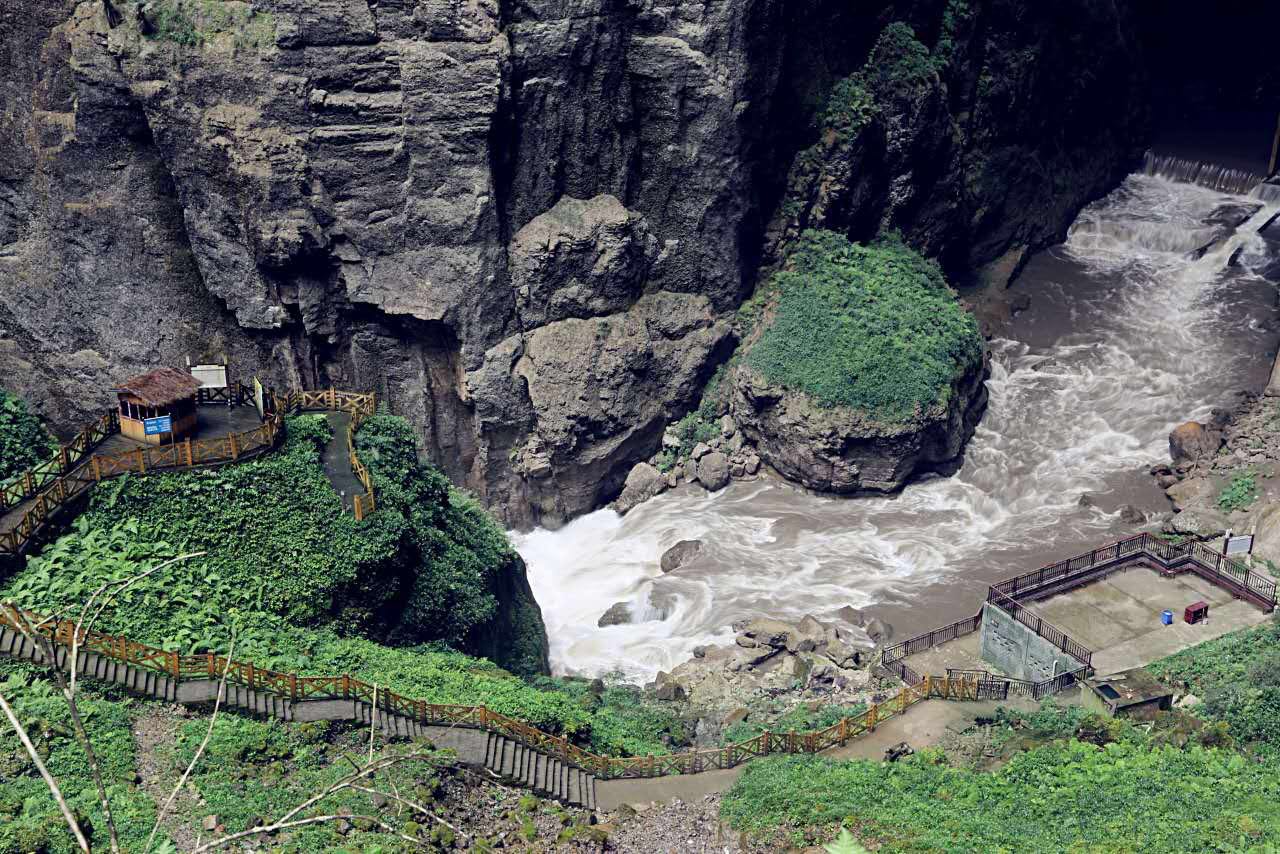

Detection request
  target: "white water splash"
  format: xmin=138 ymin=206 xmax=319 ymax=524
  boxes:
xmin=516 ymin=175 xmax=1280 ymax=682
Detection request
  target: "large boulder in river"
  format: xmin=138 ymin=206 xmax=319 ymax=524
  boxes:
xmin=613 ymin=463 xmax=667 ymax=514
xmin=1169 ymin=421 xmax=1221 ymax=465
xmin=598 ymin=602 xmax=632 ymax=627
xmin=732 ymin=356 xmax=988 ymax=494
xmin=694 ymin=452 xmax=731 ymax=491
xmin=661 ymin=540 xmax=705 ymax=573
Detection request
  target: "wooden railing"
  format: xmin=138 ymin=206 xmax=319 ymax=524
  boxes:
xmin=1 ymin=385 xmax=380 ymax=557
xmin=0 ymin=600 xmax=962 ymax=779
xmin=282 ymin=388 xmax=377 ymax=521
xmin=0 ymin=410 xmax=118 ymax=513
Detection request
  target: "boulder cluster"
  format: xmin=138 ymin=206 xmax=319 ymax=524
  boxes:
xmin=613 ymin=416 xmax=764 ymax=514
xmin=650 ymin=610 xmax=892 ymax=726
xmin=1154 ymin=391 xmax=1280 ymax=561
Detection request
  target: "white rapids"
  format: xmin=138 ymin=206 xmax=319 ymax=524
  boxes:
xmin=515 ymin=174 xmax=1280 ymax=682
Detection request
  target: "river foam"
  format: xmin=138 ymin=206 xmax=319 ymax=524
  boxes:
xmin=516 ymin=175 xmax=1280 ymax=681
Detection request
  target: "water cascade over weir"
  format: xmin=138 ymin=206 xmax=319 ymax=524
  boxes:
xmin=517 ymin=171 xmax=1280 ymax=682
xmin=1143 ymin=151 xmax=1267 ymax=196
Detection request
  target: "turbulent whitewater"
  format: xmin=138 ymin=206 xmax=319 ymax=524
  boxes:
xmin=516 ymin=175 xmax=1280 ymax=681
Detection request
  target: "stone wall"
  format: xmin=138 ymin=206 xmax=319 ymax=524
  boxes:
xmin=978 ymin=602 xmax=1080 ymax=683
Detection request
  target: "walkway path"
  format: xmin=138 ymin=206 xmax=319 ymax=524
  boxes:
xmin=319 ymin=411 xmax=363 ymax=512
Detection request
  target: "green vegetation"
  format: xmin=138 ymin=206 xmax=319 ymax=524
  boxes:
xmin=722 ymin=701 xmax=867 ymax=745
xmin=722 ymin=722 xmax=1280 ymax=850
xmin=1218 ymin=469 xmax=1260 ymax=513
xmin=819 ymin=78 xmax=877 ymax=145
xmin=1150 ymin=618 xmax=1280 ymax=750
xmin=744 ymin=231 xmax=982 ymax=421
xmin=13 ymin=413 xmax=540 ymax=673
xmin=0 ymin=388 xmax=56 ymax=482
xmin=0 ymin=664 xmax=160 ymax=853
xmin=859 ymin=22 xmax=944 ymax=97
xmin=144 ymin=0 xmax=275 ymax=51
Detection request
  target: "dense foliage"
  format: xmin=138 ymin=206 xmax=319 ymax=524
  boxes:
xmin=722 ymin=737 xmax=1280 ymax=851
xmin=0 ymin=388 xmax=56 ymax=482
xmin=144 ymin=0 xmax=276 ymax=50
xmin=1218 ymin=469 xmax=1259 ymax=513
xmin=1 ymin=519 xmax=675 ymax=755
xmin=0 ymin=664 xmax=160 ymax=853
xmin=744 ymin=231 xmax=982 ymax=421
xmin=1150 ymin=617 xmax=1280 ymax=749
xmin=16 ymin=413 xmax=540 ymax=673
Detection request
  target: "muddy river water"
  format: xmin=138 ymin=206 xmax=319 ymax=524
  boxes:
xmin=515 ymin=173 xmax=1280 ymax=682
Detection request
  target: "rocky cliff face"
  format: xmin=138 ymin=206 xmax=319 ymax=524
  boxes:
xmin=1 ymin=0 xmax=1148 ymax=528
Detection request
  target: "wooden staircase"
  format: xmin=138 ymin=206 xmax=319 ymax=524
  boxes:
xmin=0 ymin=624 xmax=597 ymax=809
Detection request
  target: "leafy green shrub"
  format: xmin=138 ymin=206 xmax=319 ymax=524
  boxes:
xmin=860 ymin=22 xmax=943 ymax=97
xmin=743 ymin=231 xmax=982 ymax=421
xmin=145 ymin=0 xmax=276 ymax=50
xmin=1151 ymin=619 xmax=1280 ymax=748
xmin=722 ymin=702 xmax=867 ymax=745
xmin=819 ymin=78 xmax=877 ymax=144
xmin=22 ymin=412 xmax=538 ymax=671
xmin=1218 ymin=470 xmax=1259 ymax=512
xmin=722 ymin=741 xmax=1280 ymax=850
xmin=0 ymin=664 xmax=161 ymax=853
xmin=0 ymin=388 xmax=56 ymax=481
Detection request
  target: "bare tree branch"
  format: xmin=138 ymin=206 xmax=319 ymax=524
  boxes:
xmin=0 ymin=687 xmax=91 ymax=853
xmin=8 ymin=607 xmax=122 ymax=854
xmin=144 ymin=630 xmax=237 ymax=854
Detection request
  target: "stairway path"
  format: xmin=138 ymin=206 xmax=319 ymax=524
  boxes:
xmin=318 ymin=411 xmax=363 ymax=512
xmin=0 ymin=624 xmax=597 ymax=809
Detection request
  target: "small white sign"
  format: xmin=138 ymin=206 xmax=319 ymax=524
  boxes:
xmin=1225 ymin=534 xmax=1254 ymax=556
xmin=191 ymin=364 xmax=227 ymax=389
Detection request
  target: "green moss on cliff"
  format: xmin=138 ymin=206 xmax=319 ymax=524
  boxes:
xmin=744 ymin=230 xmax=982 ymax=421
xmin=0 ymin=389 xmax=56 ymax=482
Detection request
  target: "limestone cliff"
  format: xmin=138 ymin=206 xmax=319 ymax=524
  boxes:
xmin=1 ymin=0 xmax=1148 ymax=528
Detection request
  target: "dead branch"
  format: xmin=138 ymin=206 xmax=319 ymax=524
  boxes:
xmin=144 ymin=630 xmax=237 ymax=853
xmin=0 ymin=687 xmax=91 ymax=852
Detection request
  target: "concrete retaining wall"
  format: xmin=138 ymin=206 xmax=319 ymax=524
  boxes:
xmin=979 ymin=602 xmax=1079 ymax=682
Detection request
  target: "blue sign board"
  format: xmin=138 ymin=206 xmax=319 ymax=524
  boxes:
xmin=143 ymin=415 xmax=172 ymax=436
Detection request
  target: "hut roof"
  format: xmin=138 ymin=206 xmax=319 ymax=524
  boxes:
xmin=113 ymin=367 xmax=203 ymax=407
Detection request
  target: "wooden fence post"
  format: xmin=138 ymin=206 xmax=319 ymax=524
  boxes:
xmin=229 ymin=433 xmax=239 ymax=460
xmin=136 ymin=448 xmax=146 ymax=474
xmin=169 ymin=650 xmax=179 ymax=679
xmin=91 ymin=456 xmax=102 ymax=482
xmin=290 ymin=673 xmax=298 ymax=701
xmin=185 ymin=439 xmax=193 ymax=467
xmin=59 ymin=447 xmax=69 ymax=472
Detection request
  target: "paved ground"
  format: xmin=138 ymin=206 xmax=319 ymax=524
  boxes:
xmin=319 ymin=411 xmax=363 ymax=511
xmin=901 ymin=632 xmax=988 ymax=676
xmin=1034 ymin=565 xmax=1271 ymax=675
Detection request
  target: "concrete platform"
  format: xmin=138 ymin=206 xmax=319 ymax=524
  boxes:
xmin=1034 ymin=565 xmax=1271 ymax=675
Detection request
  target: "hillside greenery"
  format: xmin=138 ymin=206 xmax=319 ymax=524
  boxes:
xmin=0 ymin=388 xmax=56 ymax=482
xmin=743 ymin=230 xmax=981 ymax=421
xmin=20 ymin=413 xmax=542 ymax=675
xmin=1 ymin=412 xmax=682 ymax=756
xmin=722 ymin=711 xmax=1280 ymax=851
xmin=1149 ymin=616 xmax=1280 ymax=750
xmin=0 ymin=664 xmax=159 ymax=853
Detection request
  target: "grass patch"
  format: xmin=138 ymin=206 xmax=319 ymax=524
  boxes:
xmin=0 ymin=388 xmax=56 ymax=482
xmin=1218 ymin=470 xmax=1259 ymax=513
xmin=721 ymin=739 xmax=1280 ymax=850
xmin=1149 ymin=617 xmax=1280 ymax=750
xmin=722 ymin=701 xmax=867 ymax=745
xmin=743 ymin=231 xmax=981 ymax=421
xmin=0 ymin=663 xmax=161 ymax=853
xmin=145 ymin=0 xmax=275 ymax=51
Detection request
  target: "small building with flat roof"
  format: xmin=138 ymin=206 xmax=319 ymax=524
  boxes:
xmin=113 ymin=368 xmax=203 ymax=445
xmin=1083 ymin=668 xmax=1174 ymax=720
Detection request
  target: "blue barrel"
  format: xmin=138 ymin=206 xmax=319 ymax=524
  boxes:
xmin=1161 ymin=609 xmax=1174 ymax=626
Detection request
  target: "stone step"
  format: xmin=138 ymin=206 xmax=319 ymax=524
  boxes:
xmin=0 ymin=634 xmax=599 ymax=808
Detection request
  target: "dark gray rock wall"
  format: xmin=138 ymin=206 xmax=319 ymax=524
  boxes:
xmin=1 ymin=0 xmax=1148 ymax=528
